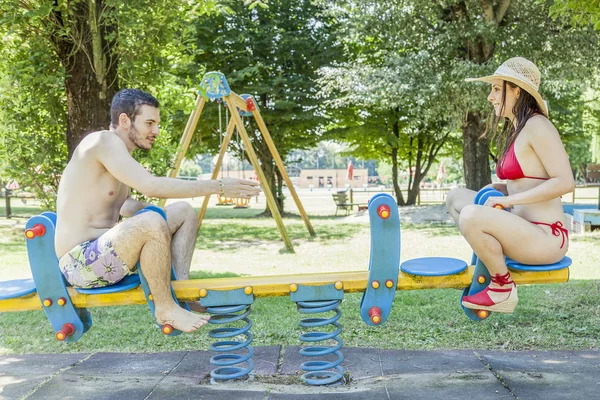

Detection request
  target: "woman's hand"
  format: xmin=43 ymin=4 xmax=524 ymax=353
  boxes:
xmin=484 ymin=196 xmax=512 ymax=210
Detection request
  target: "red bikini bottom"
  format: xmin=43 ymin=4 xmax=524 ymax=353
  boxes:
xmin=531 ymin=221 xmax=569 ymax=249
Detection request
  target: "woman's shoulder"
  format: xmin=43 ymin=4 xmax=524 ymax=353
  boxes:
xmin=521 ymin=114 xmax=559 ymax=141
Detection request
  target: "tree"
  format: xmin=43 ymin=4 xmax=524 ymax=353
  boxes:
xmin=0 ymin=1 xmax=216 ymax=206
xmin=186 ymin=0 xmax=343 ymax=215
xmin=548 ymin=0 xmax=600 ymax=29
xmin=318 ymin=0 xmax=600 ymax=193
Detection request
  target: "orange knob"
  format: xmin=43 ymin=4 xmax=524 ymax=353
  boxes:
xmin=477 ymin=275 xmax=486 ymax=284
xmin=25 ymin=224 xmax=46 ymax=239
xmin=43 ymin=298 xmax=52 ymax=307
xmin=57 ymin=297 xmax=66 ymax=306
xmin=55 ymin=323 xmax=75 ymax=341
xmin=477 ymin=310 xmax=489 ymax=319
xmin=371 ymin=280 xmax=380 ymax=289
xmin=369 ymin=307 xmax=382 ymax=325
xmin=385 ymin=279 xmax=394 ymax=288
xmin=377 ymin=205 xmax=390 ymax=220
xmin=493 ymin=204 xmax=504 ymax=210
xmin=161 ymin=324 xmax=174 ymax=335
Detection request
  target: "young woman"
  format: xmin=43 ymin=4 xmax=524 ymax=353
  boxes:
xmin=446 ymin=57 xmax=574 ymax=313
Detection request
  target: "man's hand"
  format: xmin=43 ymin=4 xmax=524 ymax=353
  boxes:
xmin=218 ymin=178 xmax=261 ymax=198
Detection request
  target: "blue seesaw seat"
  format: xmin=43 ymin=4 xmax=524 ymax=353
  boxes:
xmin=0 ymin=278 xmax=37 ymax=300
xmin=401 ymin=257 xmax=468 ymax=277
xmin=506 ymin=256 xmax=572 ymax=272
xmin=75 ymin=274 xmax=141 ymax=294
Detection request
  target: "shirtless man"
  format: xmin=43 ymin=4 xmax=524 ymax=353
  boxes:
xmin=446 ymin=57 xmax=574 ymax=313
xmin=55 ymin=89 xmax=260 ymax=332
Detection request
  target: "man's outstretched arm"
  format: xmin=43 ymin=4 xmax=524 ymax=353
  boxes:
xmin=94 ymin=132 xmax=260 ymax=199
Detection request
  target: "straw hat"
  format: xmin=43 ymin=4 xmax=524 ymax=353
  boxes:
xmin=465 ymin=57 xmax=548 ymax=117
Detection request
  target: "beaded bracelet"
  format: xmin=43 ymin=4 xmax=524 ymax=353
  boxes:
xmin=218 ymin=179 xmax=225 ymax=196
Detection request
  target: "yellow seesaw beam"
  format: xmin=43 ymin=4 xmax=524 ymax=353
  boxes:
xmin=0 ymin=266 xmax=568 ymax=312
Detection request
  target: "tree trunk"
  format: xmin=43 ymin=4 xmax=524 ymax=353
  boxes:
xmin=462 ymin=111 xmax=491 ymax=190
xmin=448 ymin=0 xmax=511 ymax=189
xmin=391 ymin=147 xmax=405 ymax=206
xmin=391 ymin=116 xmax=405 ymax=206
xmin=49 ymin=0 xmax=119 ymax=159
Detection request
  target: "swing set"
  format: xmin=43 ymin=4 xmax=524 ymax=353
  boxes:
xmin=158 ymin=72 xmax=315 ymax=252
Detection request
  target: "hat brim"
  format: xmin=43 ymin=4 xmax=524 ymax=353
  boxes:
xmin=465 ymin=75 xmax=548 ymax=117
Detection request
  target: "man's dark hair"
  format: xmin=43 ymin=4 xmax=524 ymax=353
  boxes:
xmin=110 ymin=89 xmax=159 ymax=128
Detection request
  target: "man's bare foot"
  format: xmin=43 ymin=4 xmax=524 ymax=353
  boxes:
xmin=187 ymin=301 xmax=207 ymax=313
xmin=155 ymin=305 xmax=210 ymax=333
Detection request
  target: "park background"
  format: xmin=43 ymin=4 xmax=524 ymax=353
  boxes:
xmin=0 ymin=0 xmax=600 ymax=354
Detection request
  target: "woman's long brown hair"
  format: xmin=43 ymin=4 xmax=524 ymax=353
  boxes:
xmin=488 ymin=81 xmax=542 ymax=167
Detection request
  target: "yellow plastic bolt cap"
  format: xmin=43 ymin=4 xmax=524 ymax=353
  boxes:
xmin=334 ymin=281 xmax=343 ymax=290
xmin=290 ymin=284 xmax=298 ymax=293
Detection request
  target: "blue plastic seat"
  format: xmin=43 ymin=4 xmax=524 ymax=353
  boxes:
xmin=401 ymin=257 xmax=467 ymax=276
xmin=506 ymin=256 xmax=572 ymax=272
xmin=0 ymin=278 xmax=37 ymax=299
xmin=75 ymin=273 xmax=141 ymax=294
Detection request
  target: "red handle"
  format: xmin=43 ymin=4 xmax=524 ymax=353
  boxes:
xmin=55 ymin=323 xmax=75 ymax=341
xmin=25 ymin=224 xmax=46 ymax=239
xmin=369 ymin=306 xmax=382 ymax=325
xmin=377 ymin=205 xmax=390 ymax=220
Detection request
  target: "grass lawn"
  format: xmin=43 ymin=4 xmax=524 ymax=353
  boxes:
xmin=1 ymin=194 xmax=599 ymax=355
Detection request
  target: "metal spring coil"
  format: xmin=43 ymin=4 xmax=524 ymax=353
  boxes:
xmin=207 ymin=304 xmax=254 ymax=382
xmin=296 ymin=299 xmax=344 ymax=385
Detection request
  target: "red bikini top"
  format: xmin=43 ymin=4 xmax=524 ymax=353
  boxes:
xmin=496 ymin=142 xmax=548 ymax=181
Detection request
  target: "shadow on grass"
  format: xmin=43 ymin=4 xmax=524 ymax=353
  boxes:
xmin=0 ymin=206 xmax=44 ymax=219
xmin=401 ymin=222 xmax=460 ymax=237
xmin=189 ymin=270 xmax=244 ymax=279
xmin=571 ymin=234 xmax=600 ymax=244
xmin=195 ymin=223 xmax=365 ymax=252
xmin=198 ymin=207 xmax=343 ymax=221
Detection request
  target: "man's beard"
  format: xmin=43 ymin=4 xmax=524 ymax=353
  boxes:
xmin=128 ymin=125 xmax=150 ymax=151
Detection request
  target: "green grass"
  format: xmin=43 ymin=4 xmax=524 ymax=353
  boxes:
xmin=1 ymin=202 xmax=599 ymax=355
xmin=1 ymin=281 xmax=598 ymax=354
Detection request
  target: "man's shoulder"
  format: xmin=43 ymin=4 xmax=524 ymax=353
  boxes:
xmin=78 ymin=130 xmax=125 ymax=153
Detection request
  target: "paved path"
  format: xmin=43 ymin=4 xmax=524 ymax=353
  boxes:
xmin=1 ymin=347 xmax=598 ymax=399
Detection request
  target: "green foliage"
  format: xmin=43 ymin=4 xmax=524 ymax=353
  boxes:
xmin=0 ymin=29 xmax=67 ymax=209
xmin=0 ymin=0 xmax=219 ymax=207
xmin=178 ymin=159 xmax=202 ymax=178
xmin=187 ymin=0 xmax=344 ymax=173
xmin=317 ymin=0 xmax=600 ymax=189
xmin=548 ymin=0 xmax=600 ymax=30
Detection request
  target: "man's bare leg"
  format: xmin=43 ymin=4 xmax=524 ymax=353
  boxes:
xmin=165 ymin=202 xmax=205 ymax=313
xmin=106 ymin=212 xmax=209 ymax=332
xmin=446 ymin=188 xmax=477 ymax=223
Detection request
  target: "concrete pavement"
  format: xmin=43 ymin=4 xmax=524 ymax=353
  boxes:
xmin=1 ymin=347 xmax=599 ymax=399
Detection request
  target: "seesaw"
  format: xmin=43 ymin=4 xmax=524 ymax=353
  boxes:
xmin=0 ymin=191 xmax=570 ymax=385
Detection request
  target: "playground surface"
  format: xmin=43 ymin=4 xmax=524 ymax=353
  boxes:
xmin=2 ymin=347 xmax=598 ymax=399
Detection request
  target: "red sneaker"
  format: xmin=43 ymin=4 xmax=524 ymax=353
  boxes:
xmin=462 ymin=272 xmax=518 ymax=314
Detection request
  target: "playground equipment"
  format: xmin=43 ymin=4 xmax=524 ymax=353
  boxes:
xmin=158 ymin=72 xmax=316 ymax=252
xmin=0 ymin=192 xmax=571 ymax=385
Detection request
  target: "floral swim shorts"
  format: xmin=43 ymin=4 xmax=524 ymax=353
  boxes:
xmin=58 ymin=236 xmax=132 ymax=288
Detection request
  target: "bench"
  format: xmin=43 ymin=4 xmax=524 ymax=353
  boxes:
xmin=332 ymin=191 xmax=367 ymax=216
